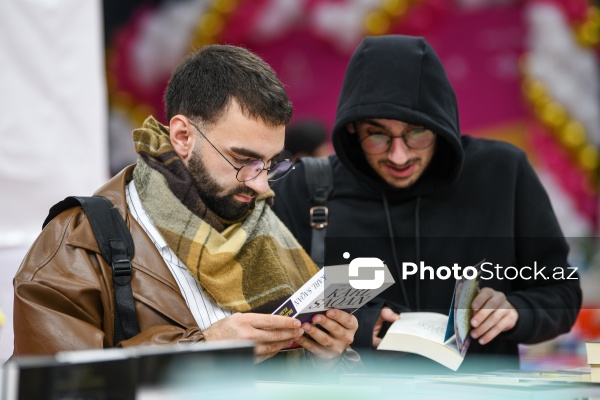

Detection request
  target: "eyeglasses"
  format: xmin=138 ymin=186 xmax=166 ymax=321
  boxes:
xmin=359 ymin=126 xmax=435 ymax=155
xmin=189 ymin=121 xmax=294 ymax=182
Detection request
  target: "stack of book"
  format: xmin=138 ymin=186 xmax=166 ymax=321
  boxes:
xmin=586 ymin=341 xmax=600 ymax=383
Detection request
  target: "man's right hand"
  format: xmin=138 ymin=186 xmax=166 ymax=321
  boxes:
xmin=203 ymin=313 xmax=304 ymax=363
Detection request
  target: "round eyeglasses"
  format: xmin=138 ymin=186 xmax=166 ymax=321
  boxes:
xmin=190 ymin=121 xmax=294 ymax=182
xmin=360 ymin=128 xmax=435 ymax=155
xmin=235 ymin=158 xmax=295 ymax=182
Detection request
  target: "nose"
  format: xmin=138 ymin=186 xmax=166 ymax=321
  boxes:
xmin=387 ymin=136 xmax=412 ymax=165
xmin=243 ymin=170 xmax=270 ymax=195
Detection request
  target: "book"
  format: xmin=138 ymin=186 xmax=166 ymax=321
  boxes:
xmin=0 ymin=340 xmax=254 ymax=400
xmin=407 ymin=374 xmax=600 ymax=400
xmin=377 ymin=261 xmax=482 ymax=371
xmin=591 ymin=365 xmax=600 ymax=383
xmin=338 ymin=370 xmax=600 ymax=398
xmin=1 ymin=350 xmax=136 ymax=400
xmin=131 ymin=340 xmax=254 ymax=389
xmin=487 ymin=368 xmax=593 ymax=383
xmin=273 ymin=261 xmax=395 ymax=349
xmin=585 ymin=341 xmax=600 ymax=365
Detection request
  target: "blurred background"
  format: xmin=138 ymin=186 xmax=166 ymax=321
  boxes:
xmin=1 ymin=0 xmax=600 ymax=368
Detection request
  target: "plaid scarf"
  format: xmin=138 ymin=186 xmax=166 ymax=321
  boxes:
xmin=132 ymin=116 xmax=318 ymax=313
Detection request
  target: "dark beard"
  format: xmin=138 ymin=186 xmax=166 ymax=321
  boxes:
xmin=188 ymin=150 xmax=257 ymax=221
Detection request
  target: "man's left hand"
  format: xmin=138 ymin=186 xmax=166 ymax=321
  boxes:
xmin=294 ymin=309 xmax=358 ymax=361
xmin=470 ymin=287 xmax=519 ymax=345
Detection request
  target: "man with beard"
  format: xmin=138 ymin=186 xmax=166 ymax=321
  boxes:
xmin=12 ymin=45 xmax=358 ymax=367
xmin=271 ymin=35 xmax=581 ymax=372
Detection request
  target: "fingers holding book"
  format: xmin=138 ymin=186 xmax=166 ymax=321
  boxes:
xmin=470 ymin=287 xmax=519 ymax=345
xmin=203 ymin=312 xmax=305 ymax=362
xmin=295 ymin=309 xmax=358 ymax=361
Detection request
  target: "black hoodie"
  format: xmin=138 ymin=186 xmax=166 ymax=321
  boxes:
xmin=272 ymin=35 xmax=581 ymax=371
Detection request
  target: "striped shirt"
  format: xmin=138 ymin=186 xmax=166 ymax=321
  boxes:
xmin=126 ymin=181 xmax=232 ymax=331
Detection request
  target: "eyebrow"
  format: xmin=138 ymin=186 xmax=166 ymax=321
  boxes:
xmin=361 ymin=119 xmax=421 ymax=130
xmin=230 ymin=146 xmax=285 ymax=162
xmin=361 ymin=119 xmax=388 ymax=129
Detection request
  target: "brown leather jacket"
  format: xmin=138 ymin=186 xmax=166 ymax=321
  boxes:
xmin=13 ymin=165 xmax=205 ymax=356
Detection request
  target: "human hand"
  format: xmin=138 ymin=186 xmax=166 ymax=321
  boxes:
xmin=203 ymin=313 xmax=304 ymax=363
xmin=294 ymin=309 xmax=358 ymax=362
xmin=373 ymin=307 xmax=400 ymax=348
xmin=470 ymin=287 xmax=519 ymax=345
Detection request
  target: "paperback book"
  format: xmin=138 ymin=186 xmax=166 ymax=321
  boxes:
xmin=591 ymin=365 xmax=600 ymax=383
xmin=377 ymin=260 xmax=483 ymax=371
xmin=585 ymin=341 xmax=600 ymax=383
xmin=273 ymin=261 xmax=395 ymax=350
xmin=585 ymin=341 xmax=600 ymax=365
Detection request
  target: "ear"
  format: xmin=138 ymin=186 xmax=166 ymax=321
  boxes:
xmin=170 ymin=115 xmax=196 ymax=161
xmin=346 ymin=122 xmax=356 ymax=134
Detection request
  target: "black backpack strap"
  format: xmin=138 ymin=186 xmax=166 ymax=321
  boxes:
xmin=43 ymin=195 xmax=140 ymax=346
xmin=43 ymin=197 xmax=84 ymax=229
xmin=300 ymin=157 xmax=333 ymax=268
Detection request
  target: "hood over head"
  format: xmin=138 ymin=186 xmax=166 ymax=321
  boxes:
xmin=332 ymin=35 xmax=464 ymax=195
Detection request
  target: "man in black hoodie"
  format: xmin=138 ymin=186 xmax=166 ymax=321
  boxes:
xmin=271 ymin=35 xmax=582 ymax=372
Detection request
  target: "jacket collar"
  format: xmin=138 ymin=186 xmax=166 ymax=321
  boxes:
xmin=66 ymin=164 xmax=196 ymax=328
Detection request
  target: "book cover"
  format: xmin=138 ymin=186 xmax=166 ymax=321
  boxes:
xmin=377 ymin=260 xmax=482 ymax=371
xmin=273 ymin=261 xmax=395 ymax=350
xmin=450 ymin=263 xmax=481 ymax=357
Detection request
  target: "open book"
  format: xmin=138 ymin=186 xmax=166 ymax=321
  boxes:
xmin=273 ymin=260 xmax=395 ymax=350
xmin=377 ymin=261 xmax=482 ymax=371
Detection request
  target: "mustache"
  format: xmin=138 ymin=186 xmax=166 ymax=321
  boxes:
xmin=228 ymin=186 xmax=259 ymax=198
xmin=380 ymin=157 xmax=420 ymax=168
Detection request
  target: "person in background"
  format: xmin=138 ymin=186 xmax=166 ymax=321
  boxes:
xmin=285 ymin=119 xmax=332 ymax=161
xmin=271 ymin=35 xmax=582 ymax=372
xmin=13 ymin=44 xmax=359 ymax=368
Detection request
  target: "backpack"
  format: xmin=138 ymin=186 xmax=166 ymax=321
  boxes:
xmin=43 ymin=196 xmax=140 ymax=346
xmin=300 ymin=157 xmax=333 ymax=268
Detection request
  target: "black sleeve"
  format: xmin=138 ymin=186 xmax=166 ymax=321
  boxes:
xmin=352 ymin=298 xmax=410 ymax=349
xmin=502 ymin=153 xmax=582 ymax=344
xmin=271 ymin=161 xmax=314 ymax=252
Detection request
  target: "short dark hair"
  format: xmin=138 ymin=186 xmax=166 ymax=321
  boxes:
xmin=164 ymin=45 xmax=292 ymax=126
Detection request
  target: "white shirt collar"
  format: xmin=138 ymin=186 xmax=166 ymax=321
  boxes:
xmin=126 ymin=181 xmax=168 ymax=250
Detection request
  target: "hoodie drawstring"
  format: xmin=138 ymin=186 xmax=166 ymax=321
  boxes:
xmin=414 ymin=196 xmax=421 ymax=311
xmin=382 ymin=193 xmax=422 ymax=311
